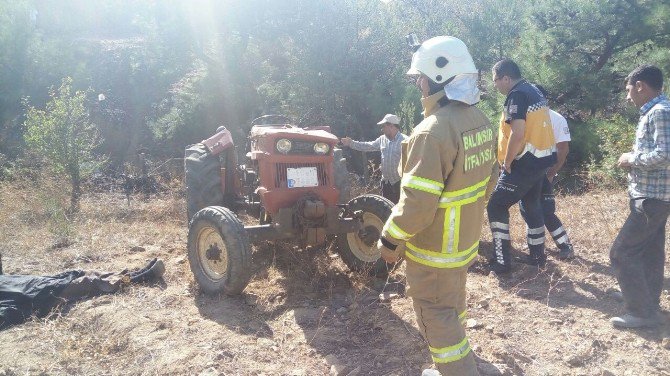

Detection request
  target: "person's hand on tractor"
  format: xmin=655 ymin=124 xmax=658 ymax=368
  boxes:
xmin=340 ymin=137 xmax=353 ymax=147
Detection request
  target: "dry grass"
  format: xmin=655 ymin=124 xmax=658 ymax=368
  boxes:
xmin=0 ymin=176 xmax=669 ymax=376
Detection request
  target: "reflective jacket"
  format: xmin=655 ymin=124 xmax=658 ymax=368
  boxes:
xmin=381 ymin=91 xmax=496 ymax=269
xmin=497 ymin=80 xmax=557 ymax=169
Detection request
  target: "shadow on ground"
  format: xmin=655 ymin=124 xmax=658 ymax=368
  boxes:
xmin=478 ymin=241 xmax=670 ymax=343
xmin=193 ymin=241 xmax=506 ymax=375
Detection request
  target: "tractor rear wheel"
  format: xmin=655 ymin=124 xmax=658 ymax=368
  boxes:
xmin=184 ymin=143 xmax=224 ymax=221
xmin=335 ymin=194 xmax=394 ymax=276
xmin=187 ymin=206 xmax=252 ymax=295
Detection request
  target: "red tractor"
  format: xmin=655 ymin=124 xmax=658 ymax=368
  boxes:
xmin=184 ymin=115 xmax=394 ymax=295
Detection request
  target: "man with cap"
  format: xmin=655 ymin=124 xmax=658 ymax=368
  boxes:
xmin=341 ymin=114 xmax=407 ymax=203
xmin=376 ymin=36 xmax=496 ymax=376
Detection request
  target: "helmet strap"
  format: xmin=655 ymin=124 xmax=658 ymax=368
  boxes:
xmin=432 ymin=76 xmax=457 ymax=108
xmin=427 ymin=79 xmax=447 ymax=96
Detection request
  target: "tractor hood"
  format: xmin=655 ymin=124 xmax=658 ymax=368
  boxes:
xmin=250 ymin=125 xmax=339 ymax=145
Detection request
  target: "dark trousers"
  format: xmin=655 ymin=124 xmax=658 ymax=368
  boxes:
xmin=487 ymin=164 xmax=547 ymax=265
xmin=610 ymin=198 xmax=670 ymax=318
xmin=382 ymin=180 xmax=401 ymax=204
xmin=520 ymin=176 xmax=571 ymax=249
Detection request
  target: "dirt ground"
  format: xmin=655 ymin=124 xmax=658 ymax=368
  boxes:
xmin=0 ymin=178 xmax=669 ymax=376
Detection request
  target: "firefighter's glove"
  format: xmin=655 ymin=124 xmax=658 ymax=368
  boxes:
xmin=378 ymin=237 xmax=403 ymax=264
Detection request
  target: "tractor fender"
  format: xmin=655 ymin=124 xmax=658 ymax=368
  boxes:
xmin=202 ymin=127 xmax=234 ymax=156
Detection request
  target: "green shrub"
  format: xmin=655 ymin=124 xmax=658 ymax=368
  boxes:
xmin=23 ymin=77 xmax=99 ymax=213
xmin=566 ymin=118 xmax=601 ymax=169
xmin=41 ymin=192 xmax=76 ymax=242
xmin=583 ymin=115 xmax=636 ymax=187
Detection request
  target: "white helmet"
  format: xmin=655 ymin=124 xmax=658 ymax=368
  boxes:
xmin=407 ymin=36 xmax=477 ymax=84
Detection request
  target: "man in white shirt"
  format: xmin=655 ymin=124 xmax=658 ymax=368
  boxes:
xmin=520 ymin=85 xmax=575 ymax=260
xmin=341 ymin=114 xmax=407 ymax=203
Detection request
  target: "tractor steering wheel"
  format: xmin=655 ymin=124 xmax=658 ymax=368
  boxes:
xmin=251 ymin=114 xmax=293 ymax=127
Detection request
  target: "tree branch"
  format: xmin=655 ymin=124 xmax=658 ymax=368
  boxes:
xmin=612 ymin=31 xmax=670 ymax=53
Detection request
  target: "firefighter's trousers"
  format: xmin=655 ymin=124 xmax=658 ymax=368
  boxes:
xmin=487 ymin=165 xmax=547 ymax=266
xmin=406 ymin=261 xmax=479 ymax=376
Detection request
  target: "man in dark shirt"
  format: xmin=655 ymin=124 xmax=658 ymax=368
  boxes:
xmin=487 ymin=59 xmax=557 ymax=274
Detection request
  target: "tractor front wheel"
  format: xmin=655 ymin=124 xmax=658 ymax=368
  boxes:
xmin=187 ymin=206 xmax=252 ymax=295
xmin=335 ymin=194 xmax=394 ymax=276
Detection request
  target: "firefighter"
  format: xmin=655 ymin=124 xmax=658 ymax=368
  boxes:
xmin=487 ymin=59 xmax=557 ymax=274
xmin=376 ymin=36 xmax=496 ymax=376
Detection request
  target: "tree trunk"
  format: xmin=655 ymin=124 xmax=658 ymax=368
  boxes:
xmin=594 ymin=34 xmax=617 ymax=72
xmin=69 ymin=166 xmax=81 ymax=214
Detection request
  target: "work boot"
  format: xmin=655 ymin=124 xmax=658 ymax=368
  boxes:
xmin=610 ymin=312 xmax=664 ymax=329
xmin=488 ymin=259 xmax=511 ymax=274
xmin=527 ymin=252 xmax=547 ymax=267
xmin=129 ymin=258 xmax=166 ymax=283
xmin=557 ymin=244 xmax=575 ymax=260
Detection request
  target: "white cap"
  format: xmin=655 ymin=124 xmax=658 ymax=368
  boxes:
xmin=376 ymin=114 xmax=400 ymax=125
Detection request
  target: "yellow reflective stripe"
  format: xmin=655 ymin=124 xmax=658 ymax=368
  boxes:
xmin=442 ymin=206 xmax=451 ymax=254
xmin=396 ymin=176 xmax=489 ymax=266
xmin=441 ymin=176 xmax=490 ymax=198
xmin=439 ymin=189 xmax=487 ymax=208
xmin=458 ymin=310 xmax=467 ymax=324
xmin=430 ymin=337 xmax=471 ymax=363
xmin=439 ymin=176 xmax=490 ymax=206
xmin=402 ymin=175 xmax=444 ymax=196
xmin=453 ymin=206 xmax=461 ymax=253
xmin=405 ymin=241 xmax=479 ymax=268
xmin=442 ymin=206 xmax=458 ymax=253
xmin=385 ymin=220 xmax=412 ymax=241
